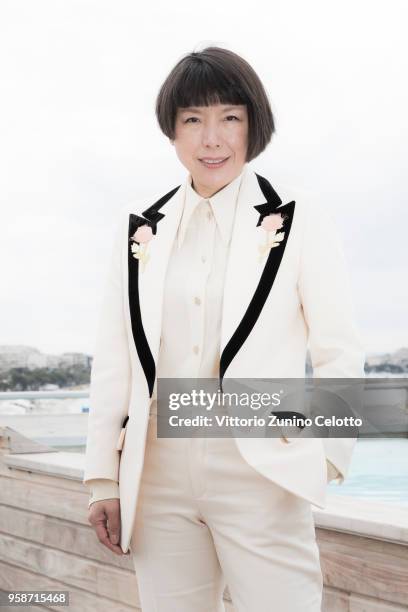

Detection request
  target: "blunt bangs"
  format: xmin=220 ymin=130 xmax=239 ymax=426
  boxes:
xmin=169 ymin=58 xmax=248 ymax=110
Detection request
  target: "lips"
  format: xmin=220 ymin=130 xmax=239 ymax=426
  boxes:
xmin=199 ymin=156 xmax=230 ymax=169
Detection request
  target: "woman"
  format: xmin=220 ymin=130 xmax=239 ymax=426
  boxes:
xmin=84 ymin=46 xmax=365 ymax=611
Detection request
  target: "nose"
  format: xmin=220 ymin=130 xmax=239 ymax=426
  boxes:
xmin=201 ymin=120 xmax=222 ymax=149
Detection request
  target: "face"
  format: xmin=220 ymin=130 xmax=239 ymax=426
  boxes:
xmin=172 ymin=103 xmax=248 ymax=198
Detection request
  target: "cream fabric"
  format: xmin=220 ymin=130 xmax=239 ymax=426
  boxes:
xmin=129 ymin=411 xmax=323 ymax=611
xmin=87 ymin=171 xmax=341 ymax=508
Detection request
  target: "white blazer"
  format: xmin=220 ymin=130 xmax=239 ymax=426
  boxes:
xmin=83 ymin=164 xmax=365 ymax=553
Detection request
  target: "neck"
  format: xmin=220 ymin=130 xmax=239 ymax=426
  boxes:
xmin=191 ymin=167 xmax=245 ymax=199
xmin=191 ymin=180 xmax=227 ymax=199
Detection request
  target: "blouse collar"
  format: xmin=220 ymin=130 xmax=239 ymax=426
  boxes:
xmin=177 ymin=166 xmax=245 ymax=249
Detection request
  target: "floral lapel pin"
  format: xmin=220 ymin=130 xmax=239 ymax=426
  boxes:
xmin=258 ymin=212 xmax=288 ymax=262
xmin=129 ymin=211 xmax=163 ymax=273
xmin=130 ymin=223 xmax=154 ymax=273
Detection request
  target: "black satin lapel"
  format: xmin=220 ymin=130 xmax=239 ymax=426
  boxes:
xmin=219 ymin=173 xmax=296 ymax=388
xmin=128 ymin=185 xmax=180 ymax=397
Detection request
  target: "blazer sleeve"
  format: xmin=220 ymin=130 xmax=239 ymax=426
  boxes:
xmin=83 ymin=206 xmax=132 ymax=484
xmin=297 ymin=202 xmax=366 ymax=483
xmin=87 ymin=478 xmax=120 ymax=508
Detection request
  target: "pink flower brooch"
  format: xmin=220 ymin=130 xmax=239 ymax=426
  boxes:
xmin=129 ymin=205 xmax=165 ymax=272
xmin=129 ymin=222 xmax=154 ymax=273
xmin=258 ymin=212 xmax=288 ymax=262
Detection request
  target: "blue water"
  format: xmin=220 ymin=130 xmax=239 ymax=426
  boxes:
xmin=328 ymin=438 xmax=408 ymax=506
xmin=57 ymin=437 xmax=408 ymax=506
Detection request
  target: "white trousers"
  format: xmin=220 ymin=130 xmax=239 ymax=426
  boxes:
xmin=129 ymin=409 xmax=323 ymax=612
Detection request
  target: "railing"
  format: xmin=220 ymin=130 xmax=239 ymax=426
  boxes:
xmin=0 ymin=390 xmax=89 ymax=400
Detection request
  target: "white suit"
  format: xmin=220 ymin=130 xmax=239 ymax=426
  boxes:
xmin=83 ymin=163 xmax=365 ymax=559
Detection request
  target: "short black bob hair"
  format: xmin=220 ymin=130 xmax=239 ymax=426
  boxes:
xmin=155 ymin=46 xmax=275 ymax=162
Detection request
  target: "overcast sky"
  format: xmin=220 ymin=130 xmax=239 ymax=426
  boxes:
xmin=1 ymin=0 xmax=407 ymax=357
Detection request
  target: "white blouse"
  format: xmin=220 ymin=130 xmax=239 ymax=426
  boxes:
xmin=87 ymin=169 xmax=340 ymax=507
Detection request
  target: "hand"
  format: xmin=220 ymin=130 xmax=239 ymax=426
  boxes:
xmin=88 ymin=499 xmax=129 ymax=556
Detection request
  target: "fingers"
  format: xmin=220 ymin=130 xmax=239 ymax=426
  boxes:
xmin=106 ymin=504 xmax=121 ymax=546
xmin=94 ymin=519 xmax=124 ymax=555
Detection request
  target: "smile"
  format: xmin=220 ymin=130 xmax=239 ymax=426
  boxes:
xmin=199 ymin=157 xmax=230 ymax=169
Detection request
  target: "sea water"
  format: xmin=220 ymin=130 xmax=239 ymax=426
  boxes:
xmin=328 ymin=438 xmax=408 ymax=506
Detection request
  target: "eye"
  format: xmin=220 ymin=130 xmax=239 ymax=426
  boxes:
xmin=225 ymin=115 xmax=240 ymax=121
xmin=184 ymin=117 xmax=200 ymax=123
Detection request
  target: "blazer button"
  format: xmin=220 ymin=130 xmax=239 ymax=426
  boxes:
xmin=194 ymin=296 xmax=201 ymax=305
xmin=193 ymin=345 xmax=199 ymax=354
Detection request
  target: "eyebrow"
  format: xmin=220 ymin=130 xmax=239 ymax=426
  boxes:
xmin=179 ymin=106 xmax=243 ymax=113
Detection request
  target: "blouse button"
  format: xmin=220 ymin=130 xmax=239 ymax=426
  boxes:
xmin=193 ymin=345 xmax=199 ymax=355
xmin=194 ymin=296 xmax=201 ymax=305
xmin=201 ymin=255 xmax=207 ymax=263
